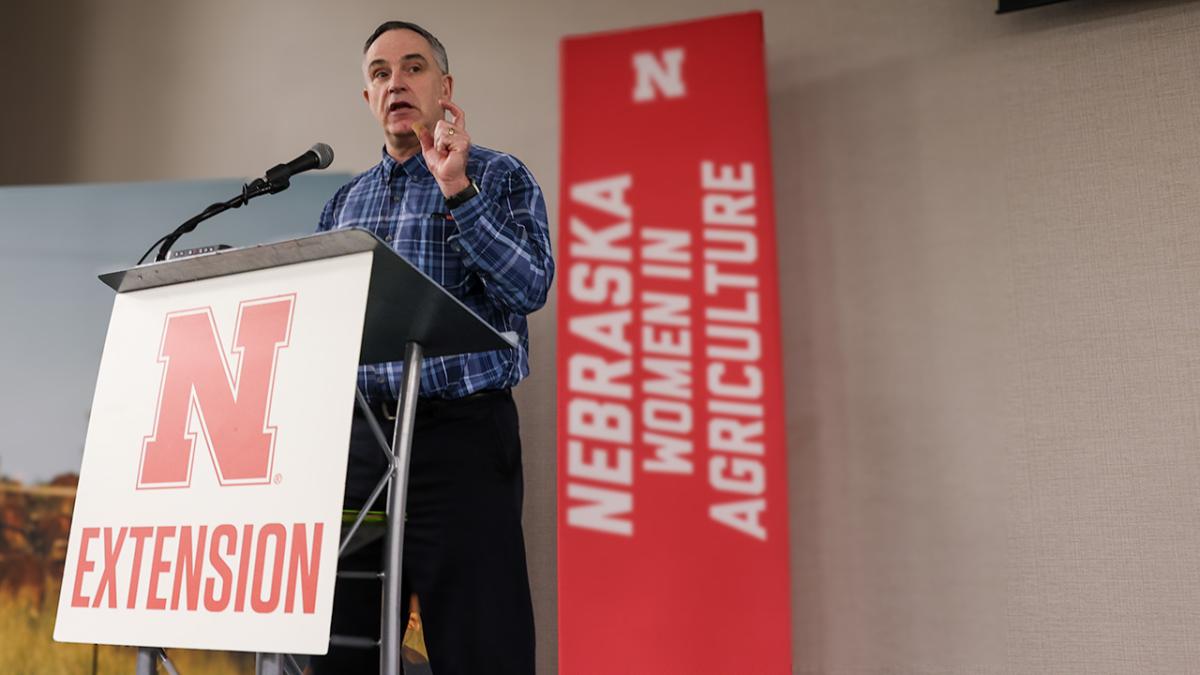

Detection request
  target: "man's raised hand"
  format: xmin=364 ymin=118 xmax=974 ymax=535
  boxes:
xmin=413 ymin=98 xmax=471 ymax=196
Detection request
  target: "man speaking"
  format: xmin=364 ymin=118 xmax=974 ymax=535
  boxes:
xmin=312 ymin=21 xmax=553 ymax=675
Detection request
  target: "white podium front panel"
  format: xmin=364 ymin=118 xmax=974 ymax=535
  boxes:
xmin=54 ymin=251 xmax=373 ymax=655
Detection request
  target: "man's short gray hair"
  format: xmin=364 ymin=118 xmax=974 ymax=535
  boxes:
xmin=363 ymin=21 xmax=450 ymax=74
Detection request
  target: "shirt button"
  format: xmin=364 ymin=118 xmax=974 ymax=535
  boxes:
xmin=392 ymin=194 xmax=401 ymax=202
xmin=450 ymin=241 xmax=461 ymax=252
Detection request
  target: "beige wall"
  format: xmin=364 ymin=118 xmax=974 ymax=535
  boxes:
xmin=7 ymin=0 xmax=1200 ymax=671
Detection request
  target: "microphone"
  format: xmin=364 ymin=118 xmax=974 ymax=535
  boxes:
xmin=262 ymin=142 xmax=335 ymax=192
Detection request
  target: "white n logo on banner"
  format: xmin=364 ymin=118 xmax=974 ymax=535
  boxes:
xmin=632 ymin=48 xmax=686 ymax=102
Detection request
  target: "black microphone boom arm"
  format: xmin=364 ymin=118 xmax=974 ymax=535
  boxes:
xmin=139 ymin=142 xmax=334 ymax=264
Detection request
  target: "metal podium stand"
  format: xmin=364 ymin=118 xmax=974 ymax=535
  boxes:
xmin=100 ymin=229 xmax=517 ymax=675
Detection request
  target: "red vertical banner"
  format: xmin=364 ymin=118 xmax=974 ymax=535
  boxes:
xmin=557 ymin=11 xmax=791 ymax=674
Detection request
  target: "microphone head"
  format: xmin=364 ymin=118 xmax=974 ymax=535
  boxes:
xmin=309 ymin=142 xmax=335 ymax=169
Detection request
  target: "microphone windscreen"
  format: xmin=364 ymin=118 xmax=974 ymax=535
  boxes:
xmin=310 ymin=143 xmax=335 ymax=169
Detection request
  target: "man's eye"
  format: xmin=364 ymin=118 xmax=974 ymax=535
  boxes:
xmin=374 ymin=70 xmax=389 ymax=79
xmin=407 ymin=65 xmax=422 ymax=73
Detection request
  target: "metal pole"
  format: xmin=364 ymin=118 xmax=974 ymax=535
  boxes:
xmin=135 ymin=647 xmax=157 ymax=675
xmin=380 ymin=341 xmax=423 ymax=675
xmin=256 ymin=652 xmax=284 ymax=675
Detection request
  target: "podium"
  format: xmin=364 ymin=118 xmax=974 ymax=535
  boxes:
xmin=54 ymin=228 xmax=517 ymax=675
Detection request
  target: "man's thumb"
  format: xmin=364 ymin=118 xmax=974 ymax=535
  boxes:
xmin=412 ymin=122 xmax=434 ymax=150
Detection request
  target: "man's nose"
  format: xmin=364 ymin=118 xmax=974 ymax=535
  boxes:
xmin=387 ymin=73 xmax=408 ymax=93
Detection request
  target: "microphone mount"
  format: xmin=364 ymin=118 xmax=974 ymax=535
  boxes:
xmin=138 ymin=143 xmax=334 ymax=265
xmin=143 ymin=178 xmax=278 ymax=264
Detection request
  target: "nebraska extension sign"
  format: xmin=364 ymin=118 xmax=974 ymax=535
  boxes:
xmin=558 ymin=12 xmax=792 ymax=674
xmin=55 ymin=253 xmax=372 ymax=654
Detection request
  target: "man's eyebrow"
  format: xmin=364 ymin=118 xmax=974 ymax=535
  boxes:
xmin=367 ymin=54 xmax=428 ymax=70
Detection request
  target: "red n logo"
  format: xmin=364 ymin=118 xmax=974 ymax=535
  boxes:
xmin=138 ymin=295 xmax=296 ymax=489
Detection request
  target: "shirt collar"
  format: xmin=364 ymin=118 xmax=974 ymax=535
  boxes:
xmin=379 ymin=146 xmax=432 ymax=183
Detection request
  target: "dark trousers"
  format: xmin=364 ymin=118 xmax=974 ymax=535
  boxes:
xmin=311 ymin=389 xmax=535 ymax=675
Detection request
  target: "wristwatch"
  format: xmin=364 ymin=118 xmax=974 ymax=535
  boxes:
xmin=445 ymin=180 xmax=480 ymax=209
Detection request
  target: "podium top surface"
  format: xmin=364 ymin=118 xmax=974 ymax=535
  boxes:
xmin=103 ymin=228 xmax=386 ymax=292
xmin=99 ymin=228 xmax=518 ymax=361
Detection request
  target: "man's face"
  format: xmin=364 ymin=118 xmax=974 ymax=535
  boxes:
xmin=362 ymin=28 xmax=452 ymax=143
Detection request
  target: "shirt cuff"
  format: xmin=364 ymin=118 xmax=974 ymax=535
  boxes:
xmin=445 ymin=188 xmax=491 ymax=261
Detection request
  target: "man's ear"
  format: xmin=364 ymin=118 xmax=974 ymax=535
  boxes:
xmin=362 ymin=88 xmax=370 ymax=104
xmin=442 ymin=74 xmax=454 ymax=101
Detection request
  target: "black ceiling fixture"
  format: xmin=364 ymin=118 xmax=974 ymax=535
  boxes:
xmin=997 ymin=0 xmax=1070 ymax=13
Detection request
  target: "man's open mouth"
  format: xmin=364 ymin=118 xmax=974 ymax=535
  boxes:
xmin=388 ymin=102 xmax=415 ymax=113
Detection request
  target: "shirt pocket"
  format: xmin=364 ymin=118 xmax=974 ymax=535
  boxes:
xmin=399 ymin=214 xmax=473 ymax=297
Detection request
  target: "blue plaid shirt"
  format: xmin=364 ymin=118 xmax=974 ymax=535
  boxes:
xmin=318 ymin=146 xmax=554 ymax=401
